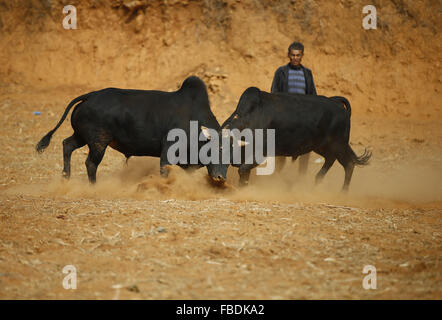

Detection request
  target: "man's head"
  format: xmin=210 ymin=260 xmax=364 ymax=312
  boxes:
xmin=287 ymin=42 xmax=304 ymax=68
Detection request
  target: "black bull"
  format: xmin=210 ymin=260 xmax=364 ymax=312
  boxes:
xmin=36 ymin=76 xmax=227 ymax=183
xmin=221 ymin=87 xmax=372 ymax=191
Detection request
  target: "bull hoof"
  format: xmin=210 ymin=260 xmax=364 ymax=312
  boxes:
xmin=239 ymin=180 xmax=249 ymax=187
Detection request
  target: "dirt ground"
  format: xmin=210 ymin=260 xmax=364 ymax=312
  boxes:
xmin=0 ymin=0 xmax=441 ymax=299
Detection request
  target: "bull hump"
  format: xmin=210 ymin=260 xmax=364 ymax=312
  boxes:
xmin=242 ymin=87 xmax=261 ymax=102
xmin=181 ymin=76 xmax=206 ymax=90
xmin=245 ymin=87 xmax=260 ymax=94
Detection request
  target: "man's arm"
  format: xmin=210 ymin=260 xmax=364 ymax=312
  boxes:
xmin=306 ymin=68 xmax=317 ymax=95
xmin=271 ymin=68 xmax=282 ymax=93
xmin=310 ymin=71 xmax=317 ymax=95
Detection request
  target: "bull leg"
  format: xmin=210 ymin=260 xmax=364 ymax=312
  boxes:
xmin=298 ymin=152 xmax=310 ymax=175
xmin=315 ymin=156 xmax=336 ymax=185
xmin=62 ymin=134 xmax=85 ymax=179
xmin=342 ymin=162 xmax=355 ymax=192
xmin=238 ymin=169 xmax=251 ymax=186
xmin=160 ymin=144 xmax=171 ymax=178
xmin=238 ymin=163 xmax=258 ymax=186
xmin=275 ymin=156 xmax=287 ymax=173
xmin=336 ymin=146 xmax=355 ymax=192
xmin=183 ymin=166 xmax=198 ymax=175
xmin=85 ymin=143 xmax=107 ymax=184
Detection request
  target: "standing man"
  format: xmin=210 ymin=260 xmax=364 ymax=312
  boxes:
xmin=271 ymin=41 xmax=317 ymax=174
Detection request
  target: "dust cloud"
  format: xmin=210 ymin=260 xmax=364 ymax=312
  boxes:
xmin=8 ymin=153 xmax=441 ymax=208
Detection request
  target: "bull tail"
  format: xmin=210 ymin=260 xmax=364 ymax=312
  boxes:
xmin=330 ymin=96 xmax=351 ymax=118
xmin=36 ymin=93 xmax=91 ymax=153
xmin=349 ymin=147 xmax=372 ymax=166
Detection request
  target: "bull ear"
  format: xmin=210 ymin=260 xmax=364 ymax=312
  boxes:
xmin=201 ymin=126 xmax=211 ymax=140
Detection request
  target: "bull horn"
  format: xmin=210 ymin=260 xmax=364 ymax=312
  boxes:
xmin=237 ymin=140 xmax=250 ymax=147
xmin=201 ymin=126 xmax=211 ymax=139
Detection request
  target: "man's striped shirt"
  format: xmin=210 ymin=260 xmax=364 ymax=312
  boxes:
xmin=288 ymin=68 xmax=306 ymax=94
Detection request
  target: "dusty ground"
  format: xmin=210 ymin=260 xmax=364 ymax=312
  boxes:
xmin=0 ymin=0 xmax=441 ymax=299
xmin=0 ymin=91 xmax=441 ymax=300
